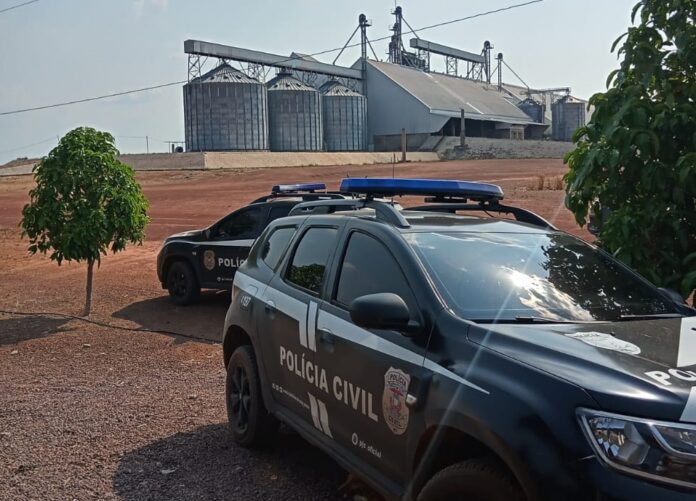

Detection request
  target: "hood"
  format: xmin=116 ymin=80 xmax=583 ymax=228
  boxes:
xmin=468 ymin=316 xmax=696 ymax=423
xmin=164 ymin=228 xmax=206 ymax=242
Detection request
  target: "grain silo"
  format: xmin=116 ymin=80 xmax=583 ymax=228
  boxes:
xmin=518 ymin=98 xmax=544 ymax=125
xmin=551 ymin=98 xmax=586 ymax=142
xmin=267 ymin=71 xmax=323 ymax=151
xmin=183 ymin=63 xmax=268 ymax=151
xmin=320 ymin=80 xmax=367 ymax=151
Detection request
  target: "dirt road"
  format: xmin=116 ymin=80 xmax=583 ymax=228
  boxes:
xmin=0 ymin=159 xmax=586 ymax=500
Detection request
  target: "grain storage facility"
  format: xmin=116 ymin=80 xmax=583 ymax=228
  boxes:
xmin=183 ymin=63 xmax=268 ymax=151
xmin=181 ymin=6 xmax=587 ymax=152
xmin=551 ymin=97 xmax=586 ymax=142
xmin=266 ymin=71 xmax=323 ymax=152
xmin=320 ymin=80 xmax=367 ymax=151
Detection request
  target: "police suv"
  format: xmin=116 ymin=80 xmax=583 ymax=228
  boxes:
xmin=156 ymin=183 xmax=346 ymax=304
xmin=222 ymin=178 xmax=696 ymax=500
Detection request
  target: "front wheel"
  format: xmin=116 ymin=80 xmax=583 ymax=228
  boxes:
xmin=226 ymin=345 xmax=278 ymax=447
xmin=166 ymin=260 xmax=200 ymax=305
xmin=418 ymin=458 xmax=524 ymax=501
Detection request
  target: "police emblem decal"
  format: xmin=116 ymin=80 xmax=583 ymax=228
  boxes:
xmin=203 ymin=250 xmax=215 ymax=271
xmin=382 ymin=367 xmax=411 ymax=435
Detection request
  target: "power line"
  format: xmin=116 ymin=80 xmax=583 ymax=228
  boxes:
xmin=0 ymin=0 xmax=39 ymax=15
xmin=0 ymin=136 xmax=54 ymax=155
xmin=0 ymin=0 xmax=542 ymax=117
xmin=0 ymin=80 xmax=185 ymax=116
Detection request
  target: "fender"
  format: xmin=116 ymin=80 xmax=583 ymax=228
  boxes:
xmin=414 ymin=409 xmax=543 ymax=501
xmin=157 ymin=240 xmax=200 ymax=284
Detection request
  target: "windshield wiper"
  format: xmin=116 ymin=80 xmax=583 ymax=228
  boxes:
xmin=514 ymin=316 xmax=577 ymax=324
xmin=474 ymin=316 xmax=578 ymax=324
xmin=617 ymin=313 xmax=684 ymax=321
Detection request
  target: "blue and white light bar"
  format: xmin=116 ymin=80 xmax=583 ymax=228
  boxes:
xmin=271 ymin=183 xmax=327 ymax=194
xmin=339 ymin=178 xmax=504 ymax=201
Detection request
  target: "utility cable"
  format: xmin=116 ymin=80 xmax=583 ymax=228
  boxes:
xmin=0 ymin=0 xmax=39 ymax=15
xmin=0 ymin=308 xmax=221 ymax=344
xmin=0 ymin=136 xmax=55 ymax=155
xmin=0 ymin=0 xmax=543 ymax=117
xmin=0 ymin=80 xmax=185 ymax=116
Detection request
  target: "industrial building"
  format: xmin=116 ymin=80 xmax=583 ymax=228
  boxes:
xmin=182 ymin=7 xmax=587 ymax=153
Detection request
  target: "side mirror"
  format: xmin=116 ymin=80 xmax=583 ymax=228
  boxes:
xmin=349 ymin=293 xmax=420 ymax=335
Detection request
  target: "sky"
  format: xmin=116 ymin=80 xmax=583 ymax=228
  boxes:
xmin=0 ymin=0 xmax=638 ymax=164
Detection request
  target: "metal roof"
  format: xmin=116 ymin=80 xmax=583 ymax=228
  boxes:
xmin=368 ymin=60 xmax=542 ymax=125
xmin=319 ymin=80 xmax=363 ymax=96
xmin=189 ymin=63 xmax=260 ymax=85
xmin=266 ymin=71 xmax=316 ymax=92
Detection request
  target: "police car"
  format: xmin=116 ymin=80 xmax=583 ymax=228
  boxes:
xmin=222 ymin=178 xmax=696 ymax=500
xmin=156 ymin=183 xmax=347 ymax=304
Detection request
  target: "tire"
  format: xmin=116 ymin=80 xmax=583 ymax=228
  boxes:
xmin=226 ymin=345 xmax=278 ymax=447
xmin=166 ymin=260 xmax=200 ymax=305
xmin=418 ymin=458 xmax=524 ymax=501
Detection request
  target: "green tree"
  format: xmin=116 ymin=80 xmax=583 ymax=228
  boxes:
xmin=21 ymin=127 xmax=149 ymax=316
xmin=564 ymin=0 xmax=696 ymax=298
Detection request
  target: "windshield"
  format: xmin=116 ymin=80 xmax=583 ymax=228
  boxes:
xmin=406 ymin=231 xmax=680 ymax=322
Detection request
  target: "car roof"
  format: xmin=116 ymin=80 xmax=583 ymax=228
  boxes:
xmin=272 ymin=210 xmax=553 ymax=234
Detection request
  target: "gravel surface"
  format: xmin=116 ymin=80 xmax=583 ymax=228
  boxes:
xmin=0 ymin=159 xmax=583 ymax=499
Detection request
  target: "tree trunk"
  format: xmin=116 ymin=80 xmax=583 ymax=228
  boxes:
xmin=83 ymin=258 xmax=94 ymax=317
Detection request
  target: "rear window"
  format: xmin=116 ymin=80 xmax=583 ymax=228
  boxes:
xmin=260 ymin=226 xmax=296 ymax=270
xmin=406 ymin=231 xmax=678 ymax=322
xmin=286 ymin=227 xmax=338 ymax=295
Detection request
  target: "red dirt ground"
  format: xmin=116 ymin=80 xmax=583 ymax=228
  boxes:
xmin=0 ymin=159 xmax=588 ymax=500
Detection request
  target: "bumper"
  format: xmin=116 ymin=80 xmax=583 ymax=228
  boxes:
xmin=582 ymin=457 xmax=695 ymax=501
xmin=156 ymin=248 xmax=166 ymax=286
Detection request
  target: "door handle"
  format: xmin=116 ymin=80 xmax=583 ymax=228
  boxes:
xmin=264 ymin=300 xmax=276 ymax=315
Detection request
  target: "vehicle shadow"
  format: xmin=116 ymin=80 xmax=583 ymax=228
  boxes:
xmin=112 ymin=291 xmax=229 ymax=344
xmin=0 ymin=314 xmax=71 ymax=346
xmin=112 ymin=423 xmax=347 ymax=501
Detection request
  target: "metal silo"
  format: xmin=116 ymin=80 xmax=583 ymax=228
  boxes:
xmin=183 ymin=63 xmax=268 ymax=151
xmin=266 ymin=71 xmax=323 ymax=151
xmin=320 ymin=80 xmax=367 ymax=151
xmin=551 ymin=98 xmax=586 ymax=142
xmin=518 ymin=98 xmax=544 ymax=124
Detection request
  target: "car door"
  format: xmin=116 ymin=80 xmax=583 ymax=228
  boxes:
xmin=256 ymin=224 xmax=342 ymax=435
xmin=316 ymin=229 xmax=429 ymax=485
xmin=199 ymin=205 xmax=265 ymax=287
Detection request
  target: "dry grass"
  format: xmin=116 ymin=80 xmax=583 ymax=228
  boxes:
xmin=530 ymin=175 xmax=565 ymax=191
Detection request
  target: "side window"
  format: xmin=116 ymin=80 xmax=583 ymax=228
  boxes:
xmin=336 ymin=232 xmax=417 ymax=314
xmin=267 ymin=205 xmax=292 ymax=224
xmin=260 ymin=226 xmax=296 ymax=270
xmin=286 ymin=227 xmax=338 ymax=295
xmin=216 ymin=207 xmax=263 ymax=240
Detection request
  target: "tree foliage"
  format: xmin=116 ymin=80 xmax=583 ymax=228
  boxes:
xmin=21 ymin=127 xmax=149 ymax=314
xmin=564 ymin=0 xmax=696 ymax=298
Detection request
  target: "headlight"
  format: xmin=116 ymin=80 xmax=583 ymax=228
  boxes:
xmin=578 ymin=408 xmax=696 ymax=489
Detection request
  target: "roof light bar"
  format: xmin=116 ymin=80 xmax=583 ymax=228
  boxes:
xmin=271 ymin=183 xmax=327 ymax=194
xmin=339 ymin=178 xmax=504 ymax=201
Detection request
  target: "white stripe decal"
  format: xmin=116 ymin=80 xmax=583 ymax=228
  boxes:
xmin=234 ymin=272 xmax=488 ymax=395
xmin=677 ymin=317 xmax=696 ymax=368
xmin=317 ymin=310 xmax=489 ymax=395
xmin=307 ymin=301 xmax=318 ymax=352
xmin=307 ymin=393 xmax=322 ymax=431
xmin=317 ymin=399 xmax=333 ymax=437
xmin=680 ymin=386 xmax=696 ymax=423
xmin=166 ymin=239 xmax=256 ymax=247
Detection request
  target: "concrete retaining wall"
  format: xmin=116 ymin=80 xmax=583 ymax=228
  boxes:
xmin=438 ymin=137 xmax=574 ymax=160
xmin=1 ymin=151 xmax=438 ymax=177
